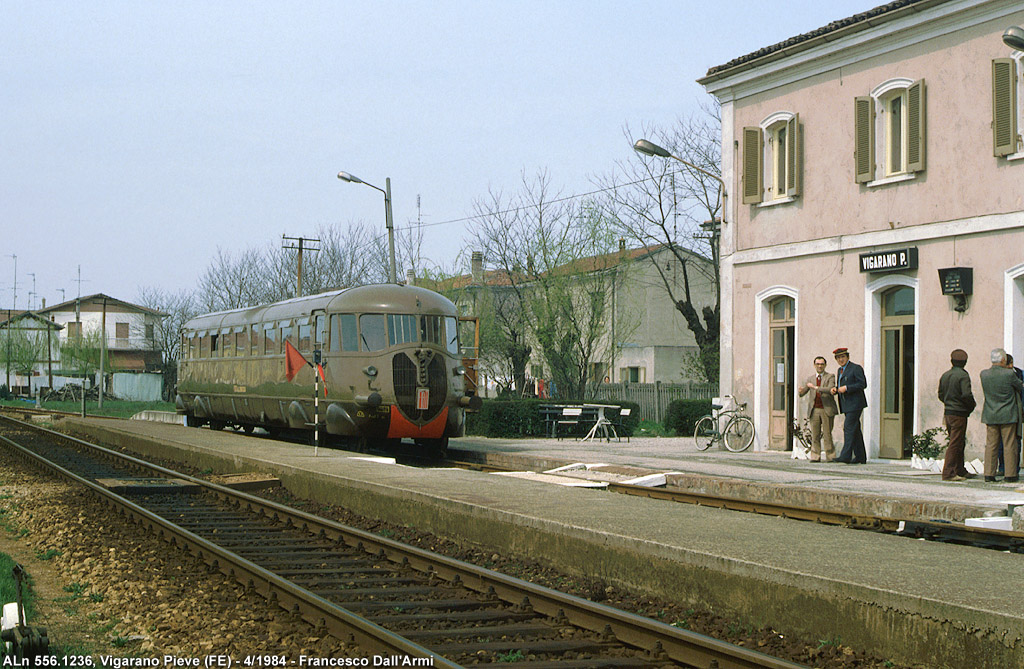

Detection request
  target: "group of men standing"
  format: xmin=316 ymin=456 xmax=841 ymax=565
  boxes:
xmin=939 ymin=348 xmax=1024 ymax=482
xmin=797 ymin=347 xmax=867 ymax=464
xmin=793 ymin=346 xmax=1023 ymax=477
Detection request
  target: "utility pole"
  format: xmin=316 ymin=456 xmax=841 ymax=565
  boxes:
xmin=27 ymin=273 xmax=35 ymax=310
xmin=282 ymin=235 xmax=320 ymax=297
xmin=98 ymin=296 xmax=107 ymax=409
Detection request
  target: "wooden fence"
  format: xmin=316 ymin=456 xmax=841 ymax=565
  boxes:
xmin=592 ymin=381 xmax=718 ymax=423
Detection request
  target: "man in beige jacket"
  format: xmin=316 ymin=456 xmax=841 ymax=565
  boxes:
xmin=798 ymin=356 xmax=838 ymax=462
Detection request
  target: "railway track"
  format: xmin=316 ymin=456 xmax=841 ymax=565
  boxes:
xmin=429 ymin=454 xmax=1024 ymax=554
xmin=0 ymin=415 xmax=802 ymax=668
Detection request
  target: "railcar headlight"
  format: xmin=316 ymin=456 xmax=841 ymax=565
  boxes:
xmin=363 ymin=365 xmax=378 ymax=377
xmin=453 ymin=365 xmax=466 ymax=376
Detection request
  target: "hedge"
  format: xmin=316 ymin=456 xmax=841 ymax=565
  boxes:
xmin=664 ymin=398 xmax=713 ymax=436
xmin=465 ymin=398 xmax=641 ymax=439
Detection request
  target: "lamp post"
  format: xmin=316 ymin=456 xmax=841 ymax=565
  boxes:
xmin=1003 ymin=26 xmax=1024 ymax=50
xmin=337 ymin=171 xmax=398 ymax=283
xmin=633 ymin=139 xmax=727 ymax=225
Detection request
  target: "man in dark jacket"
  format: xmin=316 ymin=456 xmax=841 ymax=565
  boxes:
xmin=938 ymin=349 xmax=976 ymax=481
xmin=980 ymin=348 xmax=1024 ymax=482
xmin=831 ymin=347 xmax=868 ymax=464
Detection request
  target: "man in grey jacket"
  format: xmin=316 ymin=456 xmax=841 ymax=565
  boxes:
xmin=980 ymin=348 xmax=1024 ymax=482
xmin=938 ymin=349 xmax=976 ymax=481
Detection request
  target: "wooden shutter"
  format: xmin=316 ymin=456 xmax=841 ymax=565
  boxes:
xmin=742 ymin=126 xmax=763 ymax=204
xmin=854 ymin=96 xmax=875 ymax=183
xmin=993 ymin=59 xmax=1018 ymax=157
xmin=907 ymin=79 xmax=926 ymax=172
xmin=786 ymin=114 xmax=802 ymax=197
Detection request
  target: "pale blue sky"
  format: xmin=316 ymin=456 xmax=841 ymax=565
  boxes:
xmin=2 ymin=1 xmax=881 ymax=308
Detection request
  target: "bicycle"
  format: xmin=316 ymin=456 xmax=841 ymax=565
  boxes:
xmin=693 ymin=396 xmax=755 ymax=452
xmin=791 ymin=417 xmax=813 ymax=455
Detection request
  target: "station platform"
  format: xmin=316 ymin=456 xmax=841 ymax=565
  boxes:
xmin=50 ymin=417 xmax=1024 ymax=668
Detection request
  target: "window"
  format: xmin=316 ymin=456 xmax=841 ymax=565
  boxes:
xmin=145 ymin=323 xmax=154 ymax=341
xmin=236 ymin=328 xmax=247 ymax=355
xmin=250 ymin=324 xmax=260 ymax=355
xmin=329 ymin=314 xmax=358 ymax=352
xmin=263 ymin=323 xmax=277 ymax=355
xmin=993 ymin=55 xmax=1023 ymax=158
xmin=115 ymin=322 xmax=129 ymax=347
xmin=855 ymin=78 xmax=926 ymax=184
xmin=188 ymin=334 xmax=197 ymax=359
xmin=222 ymin=332 xmax=233 ymax=357
xmin=359 ymin=314 xmax=387 ymax=351
xmin=443 ymin=316 xmax=460 ymax=356
xmin=280 ymin=321 xmax=292 ymax=353
xmin=298 ymin=322 xmax=312 ymax=352
xmin=387 ymin=314 xmax=417 ymax=346
xmin=315 ymin=314 xmax=326 ymax=347
xmin=742 ymin=112 xmax=802 ymax=205
xmin=211 ymin=333 xmax=220 ymax=358
xmin=420 ymin=315 xmax=442 ymax=346
xmin=620 ymin=366 xmax=645 ymax=383
xmin=66 ymin=321 xmax=81 ymax=338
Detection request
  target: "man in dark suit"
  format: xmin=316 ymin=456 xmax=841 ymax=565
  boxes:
xmin=831 ymin=347 xmax=867 ymax=464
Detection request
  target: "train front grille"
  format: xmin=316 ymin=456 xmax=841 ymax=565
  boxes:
xmin=392 ymin=351 xmax=447 ymax=422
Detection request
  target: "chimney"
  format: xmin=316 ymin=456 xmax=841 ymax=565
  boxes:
xmin=406 ymin=269 xmax=415 ymax=286
xmin=41 ymin=298 xmax=46 ymax=309
xmin=618 ymin=237 xmax=626 ymax=253
xmin=471 ymin=251 xmax=484 ymax=285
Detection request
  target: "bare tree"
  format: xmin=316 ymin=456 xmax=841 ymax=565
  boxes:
xmin=596 ymin=102 xmax=722 ymax=382
xmin=470 ymin=171 xmax=622 ymax=400
xmin=135 ymin=286 xmax=200 ymax=400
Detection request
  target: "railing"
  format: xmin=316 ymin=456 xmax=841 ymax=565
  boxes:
xmin=592 ymin=381 xmax=718 ymax=423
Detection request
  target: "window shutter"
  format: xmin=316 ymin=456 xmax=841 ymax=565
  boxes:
xmin=854 ymin=96 xmax=875 ymax=183
xmin=786 ymin=113 xmax=802 ymax=197
xmin=907 ymin=79 xmax=926 ymax=172
xmin=742 ymin=126 xmax=763 ymax=204
xmin=993 ymin=59 xmax=1018 ymax=157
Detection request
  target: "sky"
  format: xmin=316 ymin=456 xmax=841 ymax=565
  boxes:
xmin=2 ymin=0 xmax=883 ymax=311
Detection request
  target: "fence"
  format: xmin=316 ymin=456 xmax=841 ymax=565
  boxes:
xmin=592 ymin=381 xmax=718 ymax=423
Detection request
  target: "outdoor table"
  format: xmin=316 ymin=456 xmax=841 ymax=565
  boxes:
xmin=580 ymin=403 xmax=619 ymax=442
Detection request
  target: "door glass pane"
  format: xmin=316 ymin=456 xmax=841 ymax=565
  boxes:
xmin=884 ymin=329 xmax=900 ymax=413
xmin=883 ymin=287 xmax=914 ymax=317
xmin=771 ymin=329 xmax=785 ymax=410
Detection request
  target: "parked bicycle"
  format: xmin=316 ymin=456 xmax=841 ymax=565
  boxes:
xmin=693 ymin=396 xmax=755 ymax=452
xmin=791 ymin=417 xmax=813 ymax=454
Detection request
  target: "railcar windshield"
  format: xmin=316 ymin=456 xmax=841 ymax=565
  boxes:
xmin=388 ymin=314 xmax=417 ymax=347
xmin=444 ymin=316 xmax=460 ymax=356
xmin=359 ymin=314 xmax=387 ymax=351
xmin=421 ymin=316 xmax=442 ymax=346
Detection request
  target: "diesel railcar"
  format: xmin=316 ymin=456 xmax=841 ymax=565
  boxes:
xmin=175 ymin=284 xmax=479 ymax=452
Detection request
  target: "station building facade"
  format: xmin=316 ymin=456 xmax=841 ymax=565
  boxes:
xmin=700 ymin=0 xmax=1024 ymax=458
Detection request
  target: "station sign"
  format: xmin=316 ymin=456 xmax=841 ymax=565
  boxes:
xmin=859 ymin=247 xmax=918 ymax=273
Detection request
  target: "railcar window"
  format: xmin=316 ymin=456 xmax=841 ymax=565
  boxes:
xmin=329 ymin=314 xmax=358 ymax=352
xmin=236 ymin=328 xmax=247 ymax=355
xmin=222 ymin=332 xmax=233 ymax=357
xmin=444 ymin=316 xmax=460 ymax=356
xmin=189 ymin=335 xmax=197 ymax=359
xmin=315 ymin=314 xmax=326 ymax=346
xmin=211 ymin=333 xmax=220 ymax=358
xmin=420 ymin=316 xmax=442 ymax=345
xmin=200 ymin=336 xmax=210 ymax=358
xmin=250 ymin=324 xmax=259 ymax=355
xmin=298 ymin=323 xmax=312 ymax=352
xmin=264 ymin=324 xmax=277 ymax=355
xmin=359 ymin=314 xmax=387 ymax=351
xmin=281 ymin=322 xmax=293 ymax=353
xmin=388 ymin=314 xmax=417 ymax=346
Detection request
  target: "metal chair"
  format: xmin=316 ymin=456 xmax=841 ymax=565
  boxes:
xmin=555 ymin=407 xmax=583 ymax=440
xmin=612 ymin=407 xmax=631 ymax=442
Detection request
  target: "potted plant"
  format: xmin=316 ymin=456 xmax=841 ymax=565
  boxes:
xmin=910 ymin=426 xmax=948 ymax=472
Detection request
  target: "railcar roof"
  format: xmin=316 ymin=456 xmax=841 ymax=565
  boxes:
xmin=182 ymin=284 xmax=456 ymax=333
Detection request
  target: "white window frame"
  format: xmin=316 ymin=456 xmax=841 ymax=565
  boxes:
xmin=758 ymin=111 xmax=797 ymax=207
xmin=868 ymin=78 xmax=916 ymax=187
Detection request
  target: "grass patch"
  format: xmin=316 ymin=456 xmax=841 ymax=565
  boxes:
xmin=633 ymin=420 xmax=672 ymax=438
xmin=0 ymin=399 xmax=175 ymax=419
xmin=0 ymin=553 xmax=38 ymax=622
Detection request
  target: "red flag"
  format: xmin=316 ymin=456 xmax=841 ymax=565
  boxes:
xmin=317 ymin=364 xmax=328 ymax=397
xmin=284 ymin=339 xmax=309 ymax=381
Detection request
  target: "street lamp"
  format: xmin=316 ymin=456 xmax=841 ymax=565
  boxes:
xmin=337 ymin=171 xmax=398 ymax=284
xmin=633 ymin=139 xmax=727 ymax=224
xmin=1003 ymin=26 xmax=1024 ymax=50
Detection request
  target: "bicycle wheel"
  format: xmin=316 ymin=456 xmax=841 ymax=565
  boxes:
xmin=723 ymin=415 xmax=755 ymax=452
xmin=693 ymin=416 xmax=717 ymax=451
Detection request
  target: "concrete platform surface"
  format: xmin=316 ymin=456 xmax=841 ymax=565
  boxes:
xmin=50 ymin=418 xmax=1024 ymax=668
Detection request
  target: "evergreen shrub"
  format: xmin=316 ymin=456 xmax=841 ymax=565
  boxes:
xmin=664 ymin=399 xmax=713 ymax=436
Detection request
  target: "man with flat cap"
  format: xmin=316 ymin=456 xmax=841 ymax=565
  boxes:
xmin=980 ymin=348 xmax=1024 ymax=482
xmin=938 ymin=349 xmax=976 ymax=481
xmin=831 ymin=347 xmax=867 ymax=464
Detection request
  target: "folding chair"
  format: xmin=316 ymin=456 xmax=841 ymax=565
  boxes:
xmin=555 ymin=406 xmax=583 ymax=440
